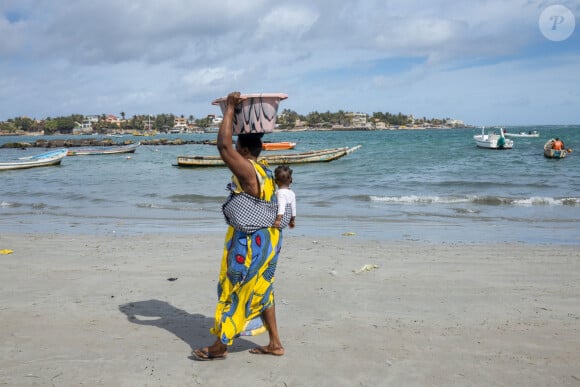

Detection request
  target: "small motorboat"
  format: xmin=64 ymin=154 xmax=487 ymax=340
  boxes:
xmin=503 ymin=130 xmax=539 ymax=138
xmin=474 ymin=127 xmax=513 ymax=149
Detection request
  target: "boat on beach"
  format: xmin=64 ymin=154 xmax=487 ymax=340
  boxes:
xmin=543 ymin=139 xmax=568 ymax=159
xmin=262 ymin=141 xmax=297 ymax=151
xmin=474 ymin=127 xmax=513 ymax=149
xmin=66 ymin=142 xmax=140 ymax=156
xmin=0 ymin=148 xmax=68 ymax=171
xmin=175 ymin=145 xmax=362 ymax=167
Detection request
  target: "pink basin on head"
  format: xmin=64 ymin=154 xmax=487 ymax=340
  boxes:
xmin=212 ymin=93 xmax=288 ymax=135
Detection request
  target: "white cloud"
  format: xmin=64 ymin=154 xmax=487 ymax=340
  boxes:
xmin=0 ymin=0 xmax=578 ymax=123
xmin=182 ymin=67 xmax=244 ymax=94
xmin=256 ymin=6 xmax=319 ymax=39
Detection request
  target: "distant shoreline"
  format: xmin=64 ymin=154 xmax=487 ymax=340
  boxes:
xmin=0 ymin=125 xmax=475 ymax=137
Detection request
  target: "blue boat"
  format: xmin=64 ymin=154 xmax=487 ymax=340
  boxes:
xmin=0 ymin=148 xmax=68 ymax=170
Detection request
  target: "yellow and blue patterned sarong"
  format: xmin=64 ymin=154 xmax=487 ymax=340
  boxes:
xmin=210 ymin=161 xmax=283 ymax=345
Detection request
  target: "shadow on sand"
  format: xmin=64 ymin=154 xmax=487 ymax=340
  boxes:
xmin=118 ymin=299 xmax=257 ymax=357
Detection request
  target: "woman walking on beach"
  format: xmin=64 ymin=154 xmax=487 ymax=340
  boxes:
xmin=192 ymin=91 xmax=285 ymax=360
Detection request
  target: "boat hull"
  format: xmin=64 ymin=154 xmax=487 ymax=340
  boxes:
xmin=67 ymin=142 xmax=140 ymax=156
xmin=262 ymin=142 xmax=297 ymax=151
xmin=0 ymin=149 xmax=68 ymax=170
xmin=544 ymin=149 xmax=567 ymax=158
xmin=504 ymin=133 xmax=539 ymax=138
xmin=176 ymin=145 xmax=361 ymax=167
xmin=474 ymin=129 xmax=513 ymax=149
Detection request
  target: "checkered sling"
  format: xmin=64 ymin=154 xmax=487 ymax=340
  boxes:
xmin=222 ymin=191 xmax=292 ymax=233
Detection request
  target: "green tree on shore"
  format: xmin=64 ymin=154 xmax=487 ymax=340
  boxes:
xmin=1 ymin=110 xmax=462 ymax=134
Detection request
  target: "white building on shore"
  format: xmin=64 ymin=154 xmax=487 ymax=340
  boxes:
xmin=345 ymin=112 xmax=368 ymax=128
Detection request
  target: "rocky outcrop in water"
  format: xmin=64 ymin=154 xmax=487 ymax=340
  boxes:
xmin=1 ymin=138 xmax=216 ymax=148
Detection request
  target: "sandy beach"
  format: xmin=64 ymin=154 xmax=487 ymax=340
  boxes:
xmin=0 ymin=232 xmax=578 ymax=386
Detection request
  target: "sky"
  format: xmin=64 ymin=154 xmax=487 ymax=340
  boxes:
xmin=1 ymin=0 xmax=579 ymax=126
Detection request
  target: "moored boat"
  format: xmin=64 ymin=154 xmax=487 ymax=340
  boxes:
xmin=543 ymin=139 xmax=568 ymax=158
xmin=0 ymin=148 xmax=68 ymax=171
xmin=474 ymin=127 xmax=513 ymax=149
xmin=67 ymin=142 xmax=140 ymax=156
xmin=175 ymin=145 xmax=362 ymax=167
xmin=262 ymin=141 xmax=297 ymax=151
xmin=503 ymin=130 xmax=539 ymax=138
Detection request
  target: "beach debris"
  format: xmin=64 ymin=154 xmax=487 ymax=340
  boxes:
xmin=342 ymin=232 xmax=356 ymax=236
xmin=0 ymin=249 xmax=14 ymax=255
xmin=354 ymin=264 xmax=379 ymax=274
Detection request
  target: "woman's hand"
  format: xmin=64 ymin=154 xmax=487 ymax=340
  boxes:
xmin=226 ymin=92 xmax=243 ymax=110
xmin=218 ymin=91 xmax=243 ymax=151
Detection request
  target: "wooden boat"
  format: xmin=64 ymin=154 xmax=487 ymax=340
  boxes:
xmin=175 ymin=145 xmax=362 ymax=167
xmin=67 ymin=142 xmax=140 ymax=156
xmin=474 ymin=127 xmax=513 ymax=149
xmin=543 ymin=139 xmax=567 ymax=158
xmin=262 ymin=141 xmax=296 ymax=151
xmin=0 ymin=148 xmax=68 ymax=171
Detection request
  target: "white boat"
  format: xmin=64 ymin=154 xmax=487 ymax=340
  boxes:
xmin=474 ymin=127 xmax=513 ymax=149
xmin=503 ymin=130 xmax=539 ymax=138
xmin=0 ymin=148 xmax=68 ymax=171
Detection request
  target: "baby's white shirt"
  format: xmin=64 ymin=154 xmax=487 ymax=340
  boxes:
xmin=276 ymin=188 xmax=296 ymax=216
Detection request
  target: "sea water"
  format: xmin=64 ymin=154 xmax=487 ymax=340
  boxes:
xmin=1 ymin=126 xmax=579 ymax=244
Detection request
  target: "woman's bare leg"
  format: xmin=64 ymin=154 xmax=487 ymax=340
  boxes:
xmin=250 ymin=305 xmax=285 ymax=355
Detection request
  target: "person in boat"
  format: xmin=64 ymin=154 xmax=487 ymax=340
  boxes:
xmin=552 ymin=138 xmax=564 ymax=151
xmin=273 ymin=165 xmax=296 ymax=230
xmin=192 ymin=91 xmax=286 ymax=360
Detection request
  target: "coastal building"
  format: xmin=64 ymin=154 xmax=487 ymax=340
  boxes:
xmin=446 ymin=119 xmax=465 ymax=127
xmin=105 ymin=115 xmax=121 ymax=127
xmin=172 ymin=117 xmax=188 ymax=133
xmin=294 ymin=118 xmax=307 ymax=128
xmin=345 ymin=112 xmax=367 ymax=128
xmin=212 ymin=115 xmax=223 ymax=125
xmin=73 ymin=115 xmax=99 ymax=135
xmin=374 ymin=121 xmax=387 ymax=130
xmin=174 ymin=117 xmax=187 ymax=127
